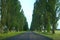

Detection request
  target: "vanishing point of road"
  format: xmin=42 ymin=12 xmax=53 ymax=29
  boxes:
xmin=5 ymin=31 xmax=52 ymax=40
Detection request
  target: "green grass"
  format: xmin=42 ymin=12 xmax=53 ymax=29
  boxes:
xmin=52 ymin=31 xmax=60 ymax=40
xmin=0 ymin=31 xmax=25 ymax=40
xmin=34 ymin=30 xmax=60 ymax=40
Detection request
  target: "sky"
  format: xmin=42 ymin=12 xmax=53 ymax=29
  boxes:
xmin=19 ymin=0 xmax=60 ymax=29
xmin=19 ymin=0 xmax=36 ymax=28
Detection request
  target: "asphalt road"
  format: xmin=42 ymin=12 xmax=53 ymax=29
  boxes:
xmin=5 ymin=31 xmax=52 ymax=40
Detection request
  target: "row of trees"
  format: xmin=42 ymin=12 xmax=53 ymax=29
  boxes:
xmin=30 ymin=0 xmax=60 ymax=34
xmin=0 ymin=0 xmax=28 ymax=33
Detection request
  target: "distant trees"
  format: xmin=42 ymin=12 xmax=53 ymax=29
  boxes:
xmin=23 ymin=21 xmax=28 ymax=31
xmin=0 ymin=0 xmax=28 ymax=33
xmin=30 ymin=0 xmax=60 ymax=34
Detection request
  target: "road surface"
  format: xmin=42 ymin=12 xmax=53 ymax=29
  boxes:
xmin=5 ymin=32 xmax=52 ymax=40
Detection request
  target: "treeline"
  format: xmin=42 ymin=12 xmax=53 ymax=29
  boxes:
xmin=30 ymin=0 xmax=60 ymax=34
xmin=0 ymin=0 xmax=28 ymax=33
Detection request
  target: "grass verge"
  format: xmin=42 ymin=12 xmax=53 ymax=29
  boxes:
xmin=0 ymin=31 xmax=25 ymax=40
xmin=34 ymin=30 xmax=60 ymax=40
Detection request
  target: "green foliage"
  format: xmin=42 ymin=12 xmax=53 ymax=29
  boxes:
xmin=31 ymin=0 xmax=60 ymax=34
xmin=23 ymin=21 xmax=28 ymax=31
xmin=1 ymin=0 xmax=28 ymax=32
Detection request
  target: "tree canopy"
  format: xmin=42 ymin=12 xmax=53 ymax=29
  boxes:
xmin=30 ymin=0 xmax=60 ymax=34
xmin=0 ymin=0 xmax=28 ymax=33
